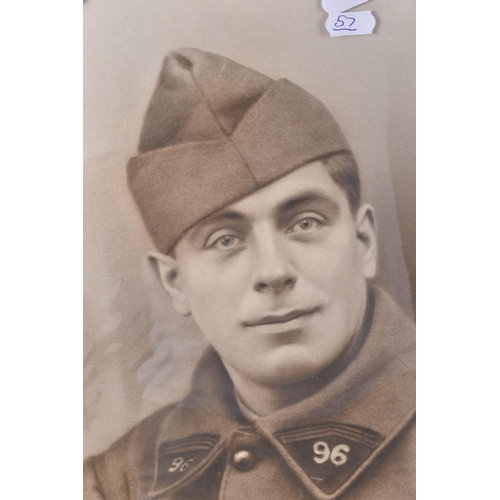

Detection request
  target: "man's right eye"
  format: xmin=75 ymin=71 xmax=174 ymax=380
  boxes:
xmin=206 ymin=232 xmax=245 ymax=250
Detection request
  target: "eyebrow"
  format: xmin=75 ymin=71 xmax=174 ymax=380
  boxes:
xmin=275 ymin=189 xmax=341 ymax=217
xmin=185 ymin=211 xmax=245 ymax=243
xmin=198 ymin=211 xmax=245 ymax=225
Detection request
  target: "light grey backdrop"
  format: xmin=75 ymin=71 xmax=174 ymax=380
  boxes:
xmin=83 ymin=0 xmax=415 ymax=458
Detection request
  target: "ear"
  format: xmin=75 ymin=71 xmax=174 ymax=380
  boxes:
xmin=354 ymin=204 xmax=377 ymax=280
xmin=148 ymin=251 xmax=191 ymax=316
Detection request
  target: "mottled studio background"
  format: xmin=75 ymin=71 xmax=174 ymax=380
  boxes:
xmin=83 ymin=0 xmax=415 ymax=458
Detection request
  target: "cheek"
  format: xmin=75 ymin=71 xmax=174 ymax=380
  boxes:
xmin=295 ymin=231 xmax=364 ymax=294
xmin=179 ymin=256 xmax=251 ymax=330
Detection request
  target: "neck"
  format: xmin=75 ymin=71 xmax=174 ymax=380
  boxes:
xmin=225 ymin=367 xmax=335 ymax=417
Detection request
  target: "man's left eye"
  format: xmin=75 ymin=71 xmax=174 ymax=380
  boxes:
xmin=286 ymin=217 xmax=324 ymax=234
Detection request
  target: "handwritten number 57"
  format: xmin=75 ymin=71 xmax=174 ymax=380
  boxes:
xmin=333 ymin=15 xmax=357 ymax=31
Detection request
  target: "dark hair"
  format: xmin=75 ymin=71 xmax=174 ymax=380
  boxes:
xmin=322 ymin=153 xmax=361 ymax=214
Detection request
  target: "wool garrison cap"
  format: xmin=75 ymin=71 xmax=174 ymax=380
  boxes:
xmin=128 ymin=48 xmax=355 ymax=253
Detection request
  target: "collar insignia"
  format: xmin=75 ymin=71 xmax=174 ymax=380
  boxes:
xmin=149 ymin=433 xmax=222 ymax=497
xmin=274 ymin=422 xmax=384 ymax=496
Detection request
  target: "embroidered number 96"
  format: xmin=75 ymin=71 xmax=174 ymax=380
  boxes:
xmin=313 ymin=441 xmax=350 ymax=465
xmin=168 ymin=457 xmax=194 ymax=473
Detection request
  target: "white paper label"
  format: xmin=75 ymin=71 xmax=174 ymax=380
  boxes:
xmin=321 ymin=0 xmax=376 ymax=37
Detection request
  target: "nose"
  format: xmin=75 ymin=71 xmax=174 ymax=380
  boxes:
xmin=252 ymin=235 xmax=297 ymax=294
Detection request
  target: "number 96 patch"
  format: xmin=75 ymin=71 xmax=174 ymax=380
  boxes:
xmin=274 ymin=422 xmax=383 ymax=496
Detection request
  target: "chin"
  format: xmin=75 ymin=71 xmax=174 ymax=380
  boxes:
xmin=248 ymin=349 xmax=336 ymax=387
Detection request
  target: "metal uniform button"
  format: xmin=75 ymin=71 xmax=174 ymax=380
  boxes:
xmin=232 ymin=449 xmax=255 ymax=471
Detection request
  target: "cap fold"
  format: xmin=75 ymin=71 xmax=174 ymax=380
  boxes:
xmin=128 ymin=49 xmax=355 ymax=253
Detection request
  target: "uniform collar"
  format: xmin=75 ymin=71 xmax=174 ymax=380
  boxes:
xmin=148 ymin=287 xmax=415 ymax=499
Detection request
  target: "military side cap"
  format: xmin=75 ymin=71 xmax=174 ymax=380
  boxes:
xmin=128 ymin=48 xmax=355 ymax=253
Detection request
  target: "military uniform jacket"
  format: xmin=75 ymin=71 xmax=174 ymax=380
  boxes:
xmin=84 ymin=288 xmax=415 ymax=500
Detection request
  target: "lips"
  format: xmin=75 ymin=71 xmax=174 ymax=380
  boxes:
xmin=243 ymin=307 xmax=319 ymax=327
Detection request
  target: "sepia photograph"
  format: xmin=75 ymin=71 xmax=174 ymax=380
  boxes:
xmin=6 ymin=1 xmax=500 ymax=500
xmin=84 ymin=1 xmax=415 ymax=498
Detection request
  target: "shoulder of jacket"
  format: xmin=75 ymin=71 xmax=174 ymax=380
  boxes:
xmin=84 ymin=403 xmax=178 ymax=499
xmin=100 ymin=402 xmax=177 ymax=457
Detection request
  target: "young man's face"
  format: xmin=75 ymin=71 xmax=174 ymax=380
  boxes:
xmin=157 ymin=161 xmax=377 ymax=387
